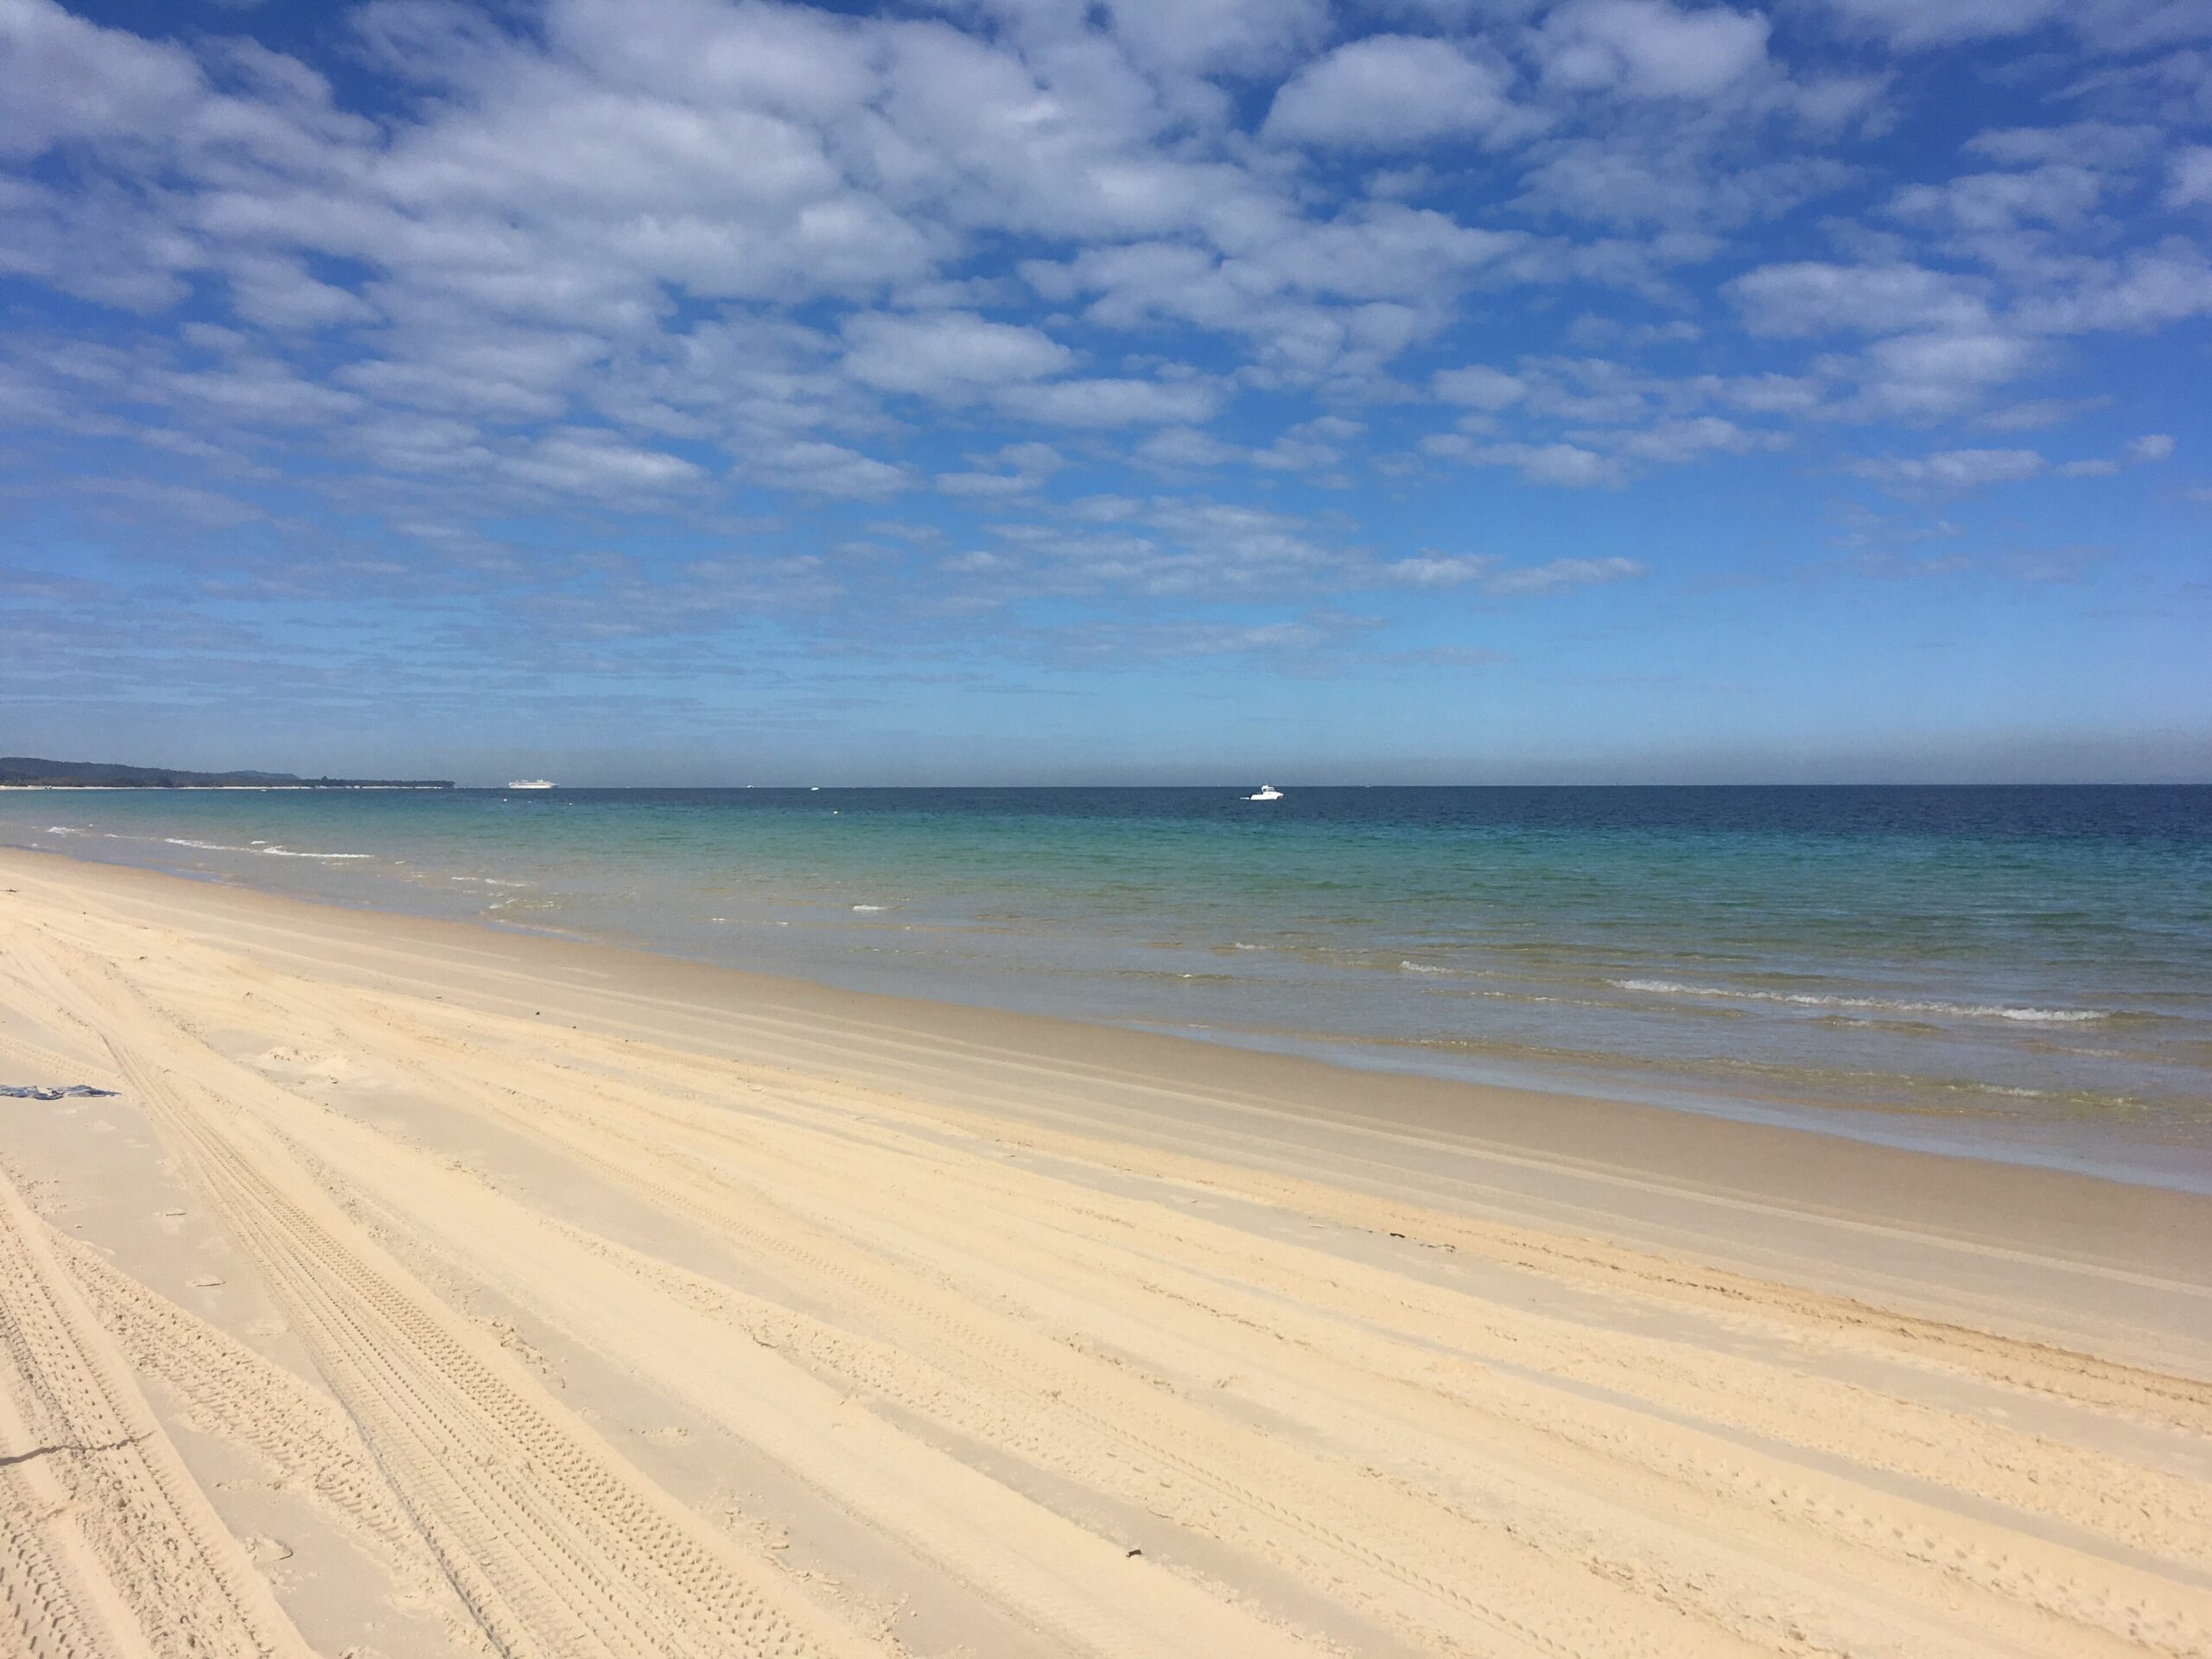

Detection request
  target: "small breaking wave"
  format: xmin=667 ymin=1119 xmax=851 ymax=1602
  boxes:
xmin=151 ymin=836 xmax=368 ymax=861
xmin=1398 ymin=959 xmax=1453 ymax=976
xmin=1608 ymin=979 xmax=2109 ymax=1025
xmin=851 ymin=903 xmax=887 ymax=912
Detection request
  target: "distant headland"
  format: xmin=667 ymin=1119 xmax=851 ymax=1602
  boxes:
xmin=0 ymin=756 xmax=454 ymax=790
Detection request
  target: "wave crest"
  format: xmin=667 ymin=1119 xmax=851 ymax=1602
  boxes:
xmin=1608 ymin=979 xmax=2108 ymax=1025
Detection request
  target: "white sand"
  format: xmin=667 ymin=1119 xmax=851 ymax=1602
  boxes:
xmin=2 ymin=849 xmax=2208 ymax=1658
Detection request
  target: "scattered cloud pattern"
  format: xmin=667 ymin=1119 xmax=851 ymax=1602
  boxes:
xmin=0 ymin=0 xmax=2205 ymax=779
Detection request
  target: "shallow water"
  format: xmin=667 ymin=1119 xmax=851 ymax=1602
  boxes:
xmin=7 ymin=785 xmax=2209 ymax=1187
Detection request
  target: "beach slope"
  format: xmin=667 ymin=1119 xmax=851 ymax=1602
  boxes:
xmin=2 ymin=849 xmax=2208 ymax=1657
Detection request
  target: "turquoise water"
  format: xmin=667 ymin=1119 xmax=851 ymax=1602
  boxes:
xmin=5 ymin=785 xmax=2209 ymax=1187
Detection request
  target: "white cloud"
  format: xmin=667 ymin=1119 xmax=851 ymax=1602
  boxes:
xmin=500 ymin=427 xmax=706 ymax=497
xmin=995 ymin=377 xmax=1224 ymax=428
xmin=1433 ymin=364 xmax=1528 ymax=409
xmin=1974 ymin=396 xmax=2109 ymax=430
xmin=1887 ymin=164 xmax=2105 ymax=238
xmin=1819 ymin=0 xmax=2212 ymax=51
xmin=748 ymin=437 xmax=912 ymax=499
xmin=1614 ymin=415 xmax=1770 ymax=463
xmin=1726 ymin=262 xmax=1990 ymax=337
xmin=1053 ymin=617 xmax=1340 ymax=660
xmin=1382 ymin=551 xmax=1643 ymax=590
xmin=935 ymin=440 xmax=1067 ymax=497
xmin=1262 ymin=35 xmax=1527 ymax=149
xmin=2053 ymin=432 xmax=2179 ymax=476
xmin=1459 ymin=441 xmax=1629 ymax=488
xmin=1026 ymin=202 xmax=1524 ymax=394
xmin=1134 ymin=417 xmax=1357 ymax=475
xmin=1485 ymin=555 xmax=1643 ymax=593
xmin=1694 ymin=372 xmax=1825 ymax=414
xmin=976 ymin=496 xmax=1347 ymax=598
xmin=1096 ymin=0 xmax=1332 ymax=78
xmin=1514 ymin=143 xmax=1852 ymax=232
xmin=1846 ymin=329 xmax=2038 ymax=416
xmin=842 ymin=311 xmax=1074 ymax=401
xmin=1381 ymin=554 xmax=1493 ymax=587
xmin=1849 ymin=448 xmax=2046 ymax=493
xmin=1967 ymin=123 xmax=2160 ymax=169
xmin=224 ymin=254 xmax=379 ymax=332
xmin=1818 ymin=0 xmax=2066 ymax=48
xmin=1534 ymin=1 xmax=1772 ymax=99
xmin=2010 ymin=243 xmax=2212 ymax=333
xmin=2171 ymin=146 xmax=2212 ymax=207
xmin=1133 ymin=426 xmax=1246 ymax=469
xmin=0 ymin=0 xmax=203 ymax=156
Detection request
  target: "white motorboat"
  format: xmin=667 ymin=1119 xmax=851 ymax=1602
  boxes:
xmin=1244 ymin=784 xmax=1284 ymax=802
xmin=507 ymin=779 xmax=554 ymax=790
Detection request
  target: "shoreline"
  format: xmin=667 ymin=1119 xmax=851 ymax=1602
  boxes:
xmin=5 ymin=843 xmax=2207 ymax=1370
xmin=3 ymin=844 xmax=2209 ymax=1655
xmin=9 ymin=822 xmax=2206 ymax=1196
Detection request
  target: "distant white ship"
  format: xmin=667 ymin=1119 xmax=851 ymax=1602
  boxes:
xmin=1244 ymin=784 xmax=1284 ymax=802
xmin=508 ymin=779 xmax=554 ymax=790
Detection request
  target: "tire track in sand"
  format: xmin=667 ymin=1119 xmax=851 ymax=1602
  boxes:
xmin=3 ymin=928 xmax=886 ymax=1659
xmin=300 ymin=979 xmax=2198 ymax=1659
xmin=251 ymin=948 xmax=2212 ymax=1659
xmin=125 ymin=946 xmax=1693 ymax=1658
xmin=125 ymin=1062 xmax=883 ymax=1659
xmin=37 ymin=944 xmax=1337 ymax=1659
xmin=0 ymin=1162 xmax=312 ymax=1659
xmin=49 ymin=1227 xmax=496 ymax=1656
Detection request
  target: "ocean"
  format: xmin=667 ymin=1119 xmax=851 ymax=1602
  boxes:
xmin=5 ymin=784 xmax=2208 ymax=1189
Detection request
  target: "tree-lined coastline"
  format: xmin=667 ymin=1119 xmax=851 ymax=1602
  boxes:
xmin=0 ymin=757 xmax=453 ymax=789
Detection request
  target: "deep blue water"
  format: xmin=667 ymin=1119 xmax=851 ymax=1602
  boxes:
xmin=6 ymin=785 xmax=2209 ymax=1186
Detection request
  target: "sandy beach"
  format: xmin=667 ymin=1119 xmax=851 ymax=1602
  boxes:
xmin=2 ymin=846 xmax=2208 ymax=1658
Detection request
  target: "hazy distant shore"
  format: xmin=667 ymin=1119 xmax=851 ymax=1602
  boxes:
xmin=0 ymin=783 xmax=454 ymax=791
xmin=0 ymin=754 xmax=454 ymax=789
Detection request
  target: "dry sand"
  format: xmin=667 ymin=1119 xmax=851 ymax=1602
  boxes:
xmin=1 ymin=847 xmax=2208 ymax=1658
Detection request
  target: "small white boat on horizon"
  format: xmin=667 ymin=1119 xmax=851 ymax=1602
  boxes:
xmin=508 ymin=779 xmax=554 ymax=790
xmin=1244 ymin=784 xmax=1284 ymax=802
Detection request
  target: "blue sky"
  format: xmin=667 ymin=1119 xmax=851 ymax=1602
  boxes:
xmin=2 ymin=0 xmax=2207 ymax=784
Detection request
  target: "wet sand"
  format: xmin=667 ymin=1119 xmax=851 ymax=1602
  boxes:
xmin=3 ymin=847 xmax=2208 ymax=1657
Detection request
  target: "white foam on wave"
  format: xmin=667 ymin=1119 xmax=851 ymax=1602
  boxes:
xmin=261 ymin=847 xmax=372 ymax=860
xmin=164 ymin=836 xmax=253 ymax=853
xmin=1398 ymin=960 xmax=1452 ymax=976
xmin=44 ymin=825 xmax=79 ymax=835
xmin=1608 ymin=978 xmax=2108 ymax=1025
xmin=851 ymin=903 xmax=887 ymax=912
